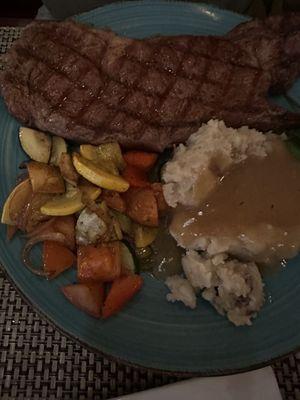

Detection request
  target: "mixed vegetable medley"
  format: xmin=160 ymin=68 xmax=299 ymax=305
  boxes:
xmin=1 ymin=127 xmax=168 ymax=319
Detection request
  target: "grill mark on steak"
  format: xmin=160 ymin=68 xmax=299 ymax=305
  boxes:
xmin=22 ymin=24 xmax=264 ymax=117
xmin=70 ymin=43 xmax=111 ymax=130
xmin=16 ymin=27 xmax=153 ymax=130
xmin=16 ymin=27 xmax=219 ymax=127
xmin=227 ymin=13 xmax=300 ymax=93
xmin=13 ymin=47 xmax=94 ymax=125
xmin=12 ymin=43 xmax=132 ymax=133
xmin=1 ymin=18 xmax=300 ymax=152
xmin=18 ymin=30 xmax=166 ymax=145
xmin=150 ymin=37 xmax=199 ymax=124
xmin=178 ymin=37 xmax=212 ymax=121
xmin=47 ymin=21 xmax=262 ymax=108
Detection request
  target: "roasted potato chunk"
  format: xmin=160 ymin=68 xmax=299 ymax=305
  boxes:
xmin=27 ymin=161 xmax=65 ymax=194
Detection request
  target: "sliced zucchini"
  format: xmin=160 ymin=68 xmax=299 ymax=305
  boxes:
xmin=98 ymin=200 xmax=109 ymax=214
xmin=111 ymin=210 xmax=132 ymax=236
xmin=112 ymin=218 xmax=123 ymax=240
xmin=79 ymin=144 xmax=99 ymax=162
xmin=120 ymin=242 xmax=136 ymax=274
xmin=80 ymin=144 xmax=119 ymax=175
xmin=133 ymin=223 xmax=158 ymax=248
xmin=19 ymin=127 xmax=51 ymax=163
xmin=50 ymin=136 xmax=67 ymax=166
xmin=97 ymin=142 xmax=125 ymax=171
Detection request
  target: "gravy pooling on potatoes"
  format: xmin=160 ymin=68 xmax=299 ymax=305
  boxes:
xmin=171 ymin=139 xmax=300 ymax=265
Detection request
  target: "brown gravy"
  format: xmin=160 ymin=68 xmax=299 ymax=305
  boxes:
xmin=171 ymin=139 xmax=300 ymax=265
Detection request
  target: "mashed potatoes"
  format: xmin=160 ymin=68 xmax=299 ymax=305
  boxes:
xmin=182 ymin=251 xmax=264 ymax=326
xmin=162 ymin=120 xmax=280 ymax=326
xmin=163 ymin=119 xmax=272 ymax=208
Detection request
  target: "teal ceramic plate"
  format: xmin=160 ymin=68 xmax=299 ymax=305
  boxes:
xmin=1 ymin=1 xmax=300 ymax=375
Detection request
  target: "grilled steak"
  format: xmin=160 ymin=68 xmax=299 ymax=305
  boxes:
xmin=149 ymin=12 xmax=300 ymax=94
xmin=227 ymin=13 xmax=300 ymax=93
xmin=1 ymin=18 xmax=300 ymax=151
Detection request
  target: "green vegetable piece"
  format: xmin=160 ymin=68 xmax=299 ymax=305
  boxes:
xmin=111 ymin=210 xmax=133 ymax=236
xmin=133 ymin=223 xmax=158 ymax=248
xmin=120 ymin=242 xmax=138 ymax=274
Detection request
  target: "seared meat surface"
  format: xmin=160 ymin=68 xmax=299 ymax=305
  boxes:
xmin=227 ymin=13 xmax=300 ymax=93
xmin=1 ymin=17 xmax=300 ymax=151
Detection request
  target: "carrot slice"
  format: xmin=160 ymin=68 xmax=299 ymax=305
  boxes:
xmin=121 ymin=165 xmax=149 ymax=188
xmin=43 ymin=240 xmax=75 ymax=278
xmin=123 ymin=151 xmax=158 ymax=171
xmin=77 ymin=242 xmax=121 ymax=283
xmin=123 ymin=187 xmax=158 ymax=227
xmin=102 ymin=275 xmax=143 ymax=318
xmin=61 ymin=283 xmax=104 ymax=318
xmin=102 ymin=190 xmax=126 ymax=213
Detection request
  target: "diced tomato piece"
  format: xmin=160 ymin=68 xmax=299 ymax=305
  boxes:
xmin=123 ymin=187 xmax=158 ymax=227
xmin=61 ymin=283 xmax=104 ymax=318
xmin=123 ymin=151 xmax=158 ymax=171
xmin=43 ymin=240 xmax=75 ymax=278
xmin=77 ymin=242 xmax=121 ymax=283
xmin=121 ymin=165 xmax=149 ymax=188
xmin=102 ymin=275 xmax=143 ymax=318
xmin=102 ymin=190 xmax=126 ymax=212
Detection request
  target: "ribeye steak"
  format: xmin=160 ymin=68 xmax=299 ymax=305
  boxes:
xmin=1 ymin=17 xmax=300 ymax=151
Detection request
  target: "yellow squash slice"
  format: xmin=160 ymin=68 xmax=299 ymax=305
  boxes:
xmin=40 ymin=184 xmax=101 ymax=216
xmin=1 ymin=179 xmax=32 ymax=225
xmin=133 ymin=224 xmax=158 ymax=248
xmin=72 ymin=153 xmax=129 ymax=192
xmin=79 ymin=144 xmax=119 ymax=175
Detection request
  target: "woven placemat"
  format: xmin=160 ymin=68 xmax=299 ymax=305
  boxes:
xmin=0 ymin=24 xmax=300 ymax=400
xmin=0 ymin=268 xmax=180 ymax=400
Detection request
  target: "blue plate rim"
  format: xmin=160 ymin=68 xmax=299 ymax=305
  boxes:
xmin=1 ymin=264 xmax=299 ymax=377
xmin=0 ymin=0 xmax=299 ymax=376
xmin=74 ymin=0 xmax=250 ymax=23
